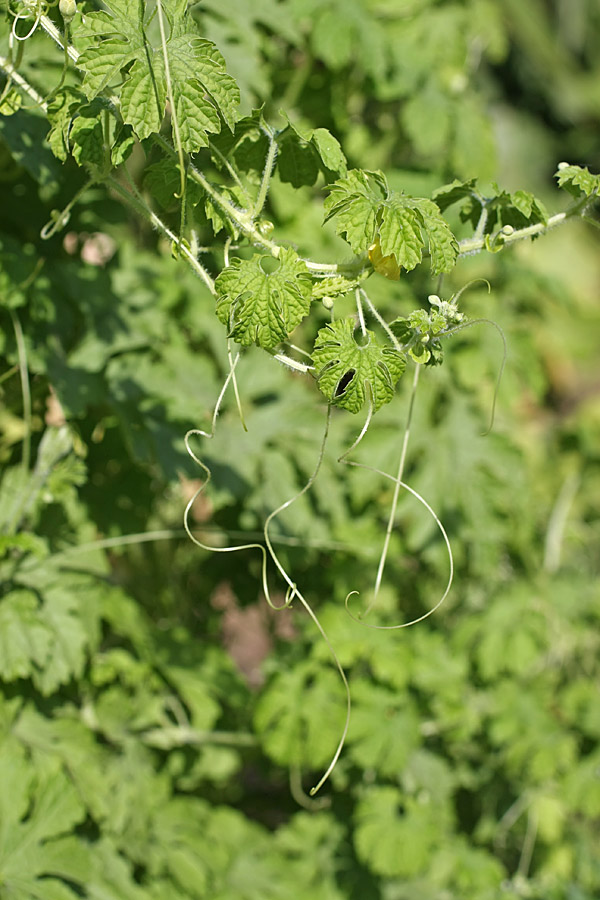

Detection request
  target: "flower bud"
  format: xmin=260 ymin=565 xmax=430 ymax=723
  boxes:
xmin=60 ymin=0 xmax=77 ymax=21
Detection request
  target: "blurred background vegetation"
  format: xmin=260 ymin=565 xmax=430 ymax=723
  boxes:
xmin=1 ymin=1 xmax=599 ymax=898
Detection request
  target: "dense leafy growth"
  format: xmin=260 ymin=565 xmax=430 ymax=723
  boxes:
xmin=1 ymin=0 xmax=600 ymax=898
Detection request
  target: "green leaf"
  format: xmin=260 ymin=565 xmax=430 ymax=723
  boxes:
xmin=311 ymin=317 xmax=406 ymax=413
xmin=111 ymin=121 xmax=136 ymax=166
xmin=354 ymin=786 xmax=448 ymax=878
xmin=311 ymin=274 xmax=356 ymax=301
xmin=411 ymin=196 xmax=460 ymax=273
xmin=0 ymin=741 xmax=90 ymax=897
xmin=0 ymin=582 xmax=92 ymax=695
xmin=378 ymin=195 xmax=458 ymax=273
xmin=254 ymin=661 xmax=346 ymax=768
xmin=46 ymin=87 xmax=84 ymax=162
xmin=276 ymin=116 xmax=347 ymax=186
xmin=70 ymin=101 xmax=106 ymax=168
xmin=555 ymin=164 xmax=600 ymax=198
xmin=0 ymin=88 xmax=22 ymax=116
xmin=511 ymin=188 xmax=548 ymax=223
xmin=432 ymin=178 xmax=479 ymax=212
xmin=0 ymin=109 xmax=62 ymax=193
xmin=0 ymin=591 xmax=52 ymax=682
xmin=323 ymin=169 xmax=387 ymax=253
xmin=74 ymin=0 xmax=240 ymax=152
xmin=324 ymin=173 xmax=457 ymax=272
xmin=34 ymin=586 xmax=90 ymax=695
xmin=277 ymin=130 xmax=319 ymax=187
xmin=215 ymin=248 xmax=312 ymax=348
xmin=143 ymin=158 xmax=203 ymax=210
xmin=377 ymin=197 xmax=424 ymax=271
xmin=346 ymin=682 xmax=421 ymax=776
xmin=311 ymin=127 xmax=347 ymax=175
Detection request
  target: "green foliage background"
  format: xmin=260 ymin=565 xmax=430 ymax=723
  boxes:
xmin=1 ymin=1 xmax=600 ymax=898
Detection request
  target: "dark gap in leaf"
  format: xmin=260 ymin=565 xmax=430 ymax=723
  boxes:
xmin=335 ymin=369 xmax=356 ymax=396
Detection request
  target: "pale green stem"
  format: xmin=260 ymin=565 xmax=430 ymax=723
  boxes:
xmin=207 ymin=138 xmax=251 ymax=202
xmin=517 ymin=807 xmax=538 ymax=879
xmin=253 ymin=130 xmax=278 ymax=217
xmin=39 ymin=12 xmax=80 ymax=64
xmin=262 ymin=406 xmax=332 ymax=601
xmin=156 ymin=0 xmax=187 ymax=228
xmin=25 ymin=526 xmax=371 ymax=573
xmin=141 ymin=726 xmax=257 ymax=748
xmin=0 ymin=54 xmax=47 ymax=110
xmin=355 ymin=287 xmax=367 ymax=336
xmin=360 ymin=288 xmax=403 ymax=353
xmin=0 ymin=365 xmax=19 ymax=385
xmin=364 ymin=362 xmax=420 ymax=617
xmin=473 ymin=204 xmax=489 ymax=243
xmin=543 ymin=470 xmax=580 ymax=573
xmin=107 ymin=175 xmax=215 ymax=292
xmin=267 ymin=347 xmax=314 ymax=373
xmin=40 ymin=178 xmax=96 ymax=239
xmin=458 ymin=207 xmax=581 ymax=257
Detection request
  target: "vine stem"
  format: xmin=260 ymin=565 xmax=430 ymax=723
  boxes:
xmin=253 ymin=129 xmax=278 ymax=218
xmin=365 ymin=362 xmax=420 ymax=617
xmin=16 ymin=18 xmax=358 ymax=276
xmin=457 ymin=207 xmax=578 ymax=257
xmin=106 ymin=174 xmax=215 ymax=292
xmin=140 ymin=726 xmax=257 ymax=748
xmin=156 ymin=0 xmax=187 ymax=231
xmin=11 ymin=15 xmax=597 ymax=280
xmin=39 ymin=11 xmax=80 ymax=64
xmin=0 ymin=54 xmax=47 ymax=110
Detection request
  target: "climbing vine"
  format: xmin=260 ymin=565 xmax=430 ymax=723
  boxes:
xmin=1 ymin=1 xmax=600 ymax=896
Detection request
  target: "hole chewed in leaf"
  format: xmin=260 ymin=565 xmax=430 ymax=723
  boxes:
xmin=335 ymin=369 xmax=356 ymax=397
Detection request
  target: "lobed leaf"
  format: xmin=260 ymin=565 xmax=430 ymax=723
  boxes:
xmin=325 ymin=172 xmax=458 ymax=272
xmin=378 ymin=197 xmax=423 ymax=271
xmin=0 ymin=741 xmax=90 ymax=897
xmin=74 ymin=0 xmax=240 ymax=152
xmin=215 ymin=248 xmax=312 ymax=348
xmin=410 ymin=196 xmax=460 ymax=273
xmin=432 ymin=177 xmax=479 ymax=212
xmin=354 ymin=786 xmax=446 ymax=878
xmin=69 ymin=103 xmax=106 ymax=168
xmin=323 ymin=169 xmax=387 ymax=252
xmin=312 ymin=317 xmax=406 ymax=413
xmin=555 ymin=164 xmax=600 ymax=199
xmin=277 ymin=115 xmax=347 ymax=186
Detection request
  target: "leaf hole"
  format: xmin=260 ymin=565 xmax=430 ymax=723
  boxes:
xmin=335 ymin=369 xmax=356 ymax=396
xmin=259 ymin=256 xmax=280 ymax=275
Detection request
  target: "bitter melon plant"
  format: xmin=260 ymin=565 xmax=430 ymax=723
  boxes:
xmin=1 ymin=1 xmax=600 ymax=898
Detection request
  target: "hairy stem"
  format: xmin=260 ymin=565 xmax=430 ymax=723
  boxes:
xmin=0 ymin=54 xmax=47 ymax=110
xmin=107 ymin=174 xmax=215 ymax=292
xmin=253 ymin=130 xmax=278 ymax=217
xmin=156 ymin=0 xmax=187 ymax=233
